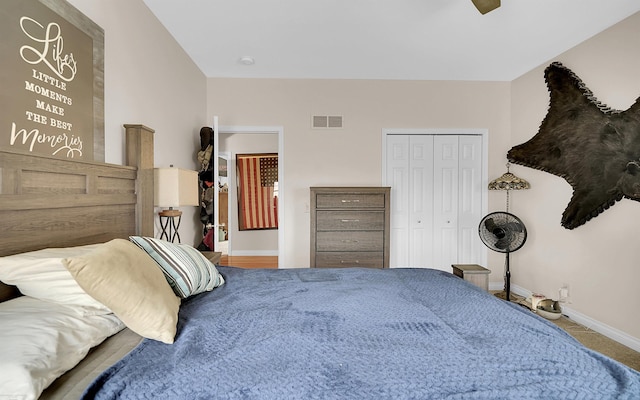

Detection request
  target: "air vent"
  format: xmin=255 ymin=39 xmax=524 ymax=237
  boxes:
xmin=312 ymin=115 xmax=343 ymax=129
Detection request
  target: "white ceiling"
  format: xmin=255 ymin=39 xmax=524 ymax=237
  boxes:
xmin=142 ymin=0 xmax=640 ymax=81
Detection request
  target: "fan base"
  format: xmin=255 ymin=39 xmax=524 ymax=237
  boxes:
xmin=493 ymin=290 xmax=509 ymax=300
xmin=493 ymin=291 xmax=532 ymax=310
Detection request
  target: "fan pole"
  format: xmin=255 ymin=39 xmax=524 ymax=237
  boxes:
xmin=505 ymin=252 xmax=511 ymax=301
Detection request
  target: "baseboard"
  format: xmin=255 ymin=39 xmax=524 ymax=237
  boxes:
xmin=227 ymin=250 xmax=278 ymax=257
xmin=559 ymin=306 xmax=640 ymax=353
xmin=490 ymin=282 xmax=640 ymax=353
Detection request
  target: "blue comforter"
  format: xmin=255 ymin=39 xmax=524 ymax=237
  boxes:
xmin=83 ymin=267 xmax=640 ymax=399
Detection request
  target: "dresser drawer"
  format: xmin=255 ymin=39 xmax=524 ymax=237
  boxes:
xmin=316 ymin=252 xmax=384 ymax=268
xmin=316 ymin=210 xmax=385 ymax=231
xmin=316 ymin=231 xmax=383 ymax=252
xmin=316 ymin=193 xmax=386 ymax=209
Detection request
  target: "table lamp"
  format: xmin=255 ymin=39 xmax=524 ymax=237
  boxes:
xmin=154 ymin=166 xmax=199 ymax=243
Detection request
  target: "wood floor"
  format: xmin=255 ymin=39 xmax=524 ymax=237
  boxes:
xmin=219 ymin=255 xmax=278 ymax=269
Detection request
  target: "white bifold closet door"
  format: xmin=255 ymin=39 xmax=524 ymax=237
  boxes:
xmin=386 ymin=134 xmax=483 ymax=271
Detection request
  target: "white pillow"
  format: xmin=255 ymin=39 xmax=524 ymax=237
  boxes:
xmin=0 ymin=245 xmax=111 ymax=315
xmin=0 ymin=296 xmax=124 ymax=400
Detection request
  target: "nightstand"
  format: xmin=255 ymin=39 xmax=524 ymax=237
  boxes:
xmin=451 ymin=264 xmax=490 ymax=291
xmin=201 ymin=251 xmax=222 ymax=266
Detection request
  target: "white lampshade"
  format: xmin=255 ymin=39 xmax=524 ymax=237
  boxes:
xmin=154 ymin=167 xmax=199 ymax=208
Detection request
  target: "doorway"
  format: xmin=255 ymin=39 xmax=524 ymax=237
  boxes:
xmin=382 ymin=129 xmax=488 ymax=271
xmin=214 ymin=123 xmax=284 ymax=268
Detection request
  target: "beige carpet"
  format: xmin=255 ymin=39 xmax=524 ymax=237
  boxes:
xmin=551 ymin=315 xmax=640 ymax=371
xmin=493 ymin=291 xmax=640 ymax=372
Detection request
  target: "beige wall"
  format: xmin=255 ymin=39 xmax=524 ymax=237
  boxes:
xmin=511 ymin=12 xmax=640 ymax=342
xmin=67 ymin=0 xmax=208 ymax=246
xmin=207 ymin=79 xmax=511 ymax=268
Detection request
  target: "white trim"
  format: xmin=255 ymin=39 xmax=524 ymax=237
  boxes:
xmin=489 ymin=281 xmax=508 ymax=292
xmin=217 ymin=124 xmax=284 ymax=269
xmin=217 ymin=151 xmax=231 ymax=252
xmin=494 ymin=283 xmax=640 ymax=353
xmin=560 ymin=306 xmax=640 ymax=353
xmin=227 ymin=250 xmax=279 ymax=257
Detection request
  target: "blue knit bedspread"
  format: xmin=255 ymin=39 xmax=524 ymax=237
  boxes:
xmin=82 ymin=267 xmax=640 ymax=399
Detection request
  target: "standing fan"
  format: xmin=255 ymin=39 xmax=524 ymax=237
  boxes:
xmin=478 ymin=212 xmax=527 ymax=301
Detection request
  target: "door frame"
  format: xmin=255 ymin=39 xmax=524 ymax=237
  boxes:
xmin=217 ymin=151 xmax=231 ymax=252
xmin=381 ymin=128 xmax=489 ymax=268
xmin=213 ymin=122 xmax=285 ymax=268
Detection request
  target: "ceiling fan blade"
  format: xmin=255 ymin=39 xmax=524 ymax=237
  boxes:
xmin=472 ymin=0 xmax=501 ymax=15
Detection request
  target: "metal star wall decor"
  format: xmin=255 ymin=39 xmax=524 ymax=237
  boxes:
xmin=507 ymin=62 xmax=640 ymax=229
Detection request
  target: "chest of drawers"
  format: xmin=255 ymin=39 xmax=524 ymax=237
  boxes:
xmin=310 ymin=187 xmax=390 ymax=268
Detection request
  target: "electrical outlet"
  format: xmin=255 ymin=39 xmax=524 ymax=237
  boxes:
xmin=559 ymin=285 xmax=570 ymax=303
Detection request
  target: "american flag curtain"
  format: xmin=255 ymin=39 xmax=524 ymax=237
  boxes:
xmin=237 ymin=154 xmax=278 ymax=230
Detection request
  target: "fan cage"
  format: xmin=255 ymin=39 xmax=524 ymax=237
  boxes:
xmin=478 ymin=211 xmax=527 ymax=253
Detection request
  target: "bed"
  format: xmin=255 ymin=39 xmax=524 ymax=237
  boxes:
xmin=1 ymin=130 xmax=639 ymax=399
xmin=83 ymin=266 xmax=640 ymax=399
xmin=0 ymin=124 xmax=156 ymax=399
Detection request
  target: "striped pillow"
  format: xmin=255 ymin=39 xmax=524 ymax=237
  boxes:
xmin=129 ymin=236 xmax=224 ymax=298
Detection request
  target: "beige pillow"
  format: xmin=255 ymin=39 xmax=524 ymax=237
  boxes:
xmin=63 ymin=239 xmax=180 ymax=344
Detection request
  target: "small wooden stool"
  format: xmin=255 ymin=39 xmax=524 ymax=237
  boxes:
xmin=451 ymin=264 xmax=490 ymax=291
xmin=201 ymin=251 xmax=222 ymax=266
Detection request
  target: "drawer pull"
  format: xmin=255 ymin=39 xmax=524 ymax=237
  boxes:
xmin=341 ymin=239 xmax=359 ymax=243
xmin=341 ymin=219 xmax=360 ymax=223
xmin=341 ymin=199 xmax=361 ymax=203
xmin=341 ymin=260 xmax=360 ymax=264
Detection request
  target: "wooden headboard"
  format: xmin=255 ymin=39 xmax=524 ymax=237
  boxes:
xmin=0 ymin=124 xmax=155 ymax=300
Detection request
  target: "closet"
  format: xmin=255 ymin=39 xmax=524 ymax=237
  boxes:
xmin=385 ymin=134 xmax=483 ymax=271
